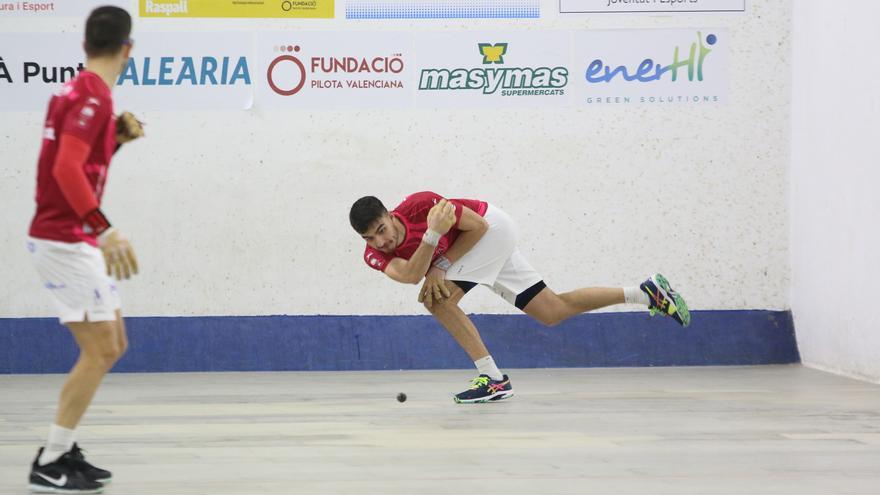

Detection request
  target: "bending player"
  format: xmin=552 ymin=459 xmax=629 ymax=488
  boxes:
xmin=349 ymin=192 xmax=690 ymax=404
xmin=26 ymin=6 xmax=144 ymax=494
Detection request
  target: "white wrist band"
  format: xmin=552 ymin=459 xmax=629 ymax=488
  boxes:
xmin=422 ymin=230 xmax=441 ymax=247
xmin=433 ymin=256 xmax=452 ymax=271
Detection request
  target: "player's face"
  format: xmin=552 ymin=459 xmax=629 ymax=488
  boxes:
xmin=362 ymin=214 xmax=399 ymax=253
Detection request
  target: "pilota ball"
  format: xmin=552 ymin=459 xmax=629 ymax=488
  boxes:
xmin=397 ymin=393 xmax=407 ymax=403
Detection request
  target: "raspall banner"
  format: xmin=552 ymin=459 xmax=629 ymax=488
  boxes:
xmin=0 ymin=0 xmax=128 ymax=17
xmin=139 ymin=0 xmax=334 ymax=18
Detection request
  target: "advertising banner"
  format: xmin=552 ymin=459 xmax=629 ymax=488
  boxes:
xmin=560 ymin=0 xmax=745 ymax=14
xmin=257 ymin=32 xmax=412 ymax=108
xmin=139 ymin=0 xmax=334 ymax=19
xmin=0 ymin=32 xmax=255 ymax=111
xmin=571 ymin=29 xmax=728 ymax=105
xmin=0 ymin=1 xmax=129 ymax=18
xmin=413 ymin=31 xmax=571 ymax=108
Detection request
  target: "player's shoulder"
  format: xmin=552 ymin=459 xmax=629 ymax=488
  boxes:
xmin=70 ymin=72 xmax=112 ymax=107
xmin=363 ymin=245 xmax=390 ymax=270
xmin=396 ymin=191 xmax=442 ymax=211
xmin=364 ymin=244 xmax=385 ymax=257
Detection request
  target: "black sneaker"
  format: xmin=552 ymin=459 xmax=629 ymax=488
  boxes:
xmin=29 ymin=449 xmax=103 ymax=493
xmin=69 ymin=444 xmax=112 ymax=484
xmin=453 ymin=374 xmax=514 ymax=404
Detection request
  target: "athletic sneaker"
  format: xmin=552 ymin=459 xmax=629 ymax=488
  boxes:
xmin=68 ymin=444 xmax=112 ymax=483
xmin=640 ymin=273 xmax=691 ymax=327
xmin=29 ymin=449 xmax=103 ymax=494
xmin=454 ymin=374 xmax=514 ymax=404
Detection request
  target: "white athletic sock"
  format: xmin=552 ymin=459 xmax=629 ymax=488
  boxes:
xmin=475 ymin=355 xmax=504 ymax=381
xmin=38 ymin=424 xmax=76 ymax=466
xmin=624 ymin=286 xmax=650 ymax=306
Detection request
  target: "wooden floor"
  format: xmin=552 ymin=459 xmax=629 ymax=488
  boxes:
xmin=1 ymin=365 xmax=878 ymax=494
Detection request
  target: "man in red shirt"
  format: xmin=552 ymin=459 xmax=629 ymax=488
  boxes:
xmin=350 ymin=192 xmax=690 ymax=403
xmin=26 ymin=6 xmax=143 ymax=493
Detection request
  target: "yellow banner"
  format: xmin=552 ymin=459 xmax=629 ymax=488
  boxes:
xmin=139 ymin=0 xmax=334 ymax=19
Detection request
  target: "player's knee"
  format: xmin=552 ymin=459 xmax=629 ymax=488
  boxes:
xmin=118 ymin=339 xmax=129 ymax=359
xmin=424 ymin=297 xmax=454 ymax=314
xmin=535 ymin=312 xmax=563 ymax=327
xmin=90 ymin=342 xmax=124 ymax=369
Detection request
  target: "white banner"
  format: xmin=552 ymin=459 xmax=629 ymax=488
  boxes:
xmin=571 ymin=29 xmax=728 ymax=105
xmin=114 ymin=32 xmax=255 ymax=111
xmin=0 ymin=0 xmax=130 ymax=17
xmin=1 ymin=30 xmax=727 ymax=110
xmin=256 ymin=32 xmax=412 ymax=109
xmin=0 ymin=32 xmax=255 ymax=111
xmin=0 ymin=34 xmax=84 ymax=111
xmin=560 ymin=0 xmax=744 ymax=14
xmin=413 ymin=31 xmax=571 ymax=108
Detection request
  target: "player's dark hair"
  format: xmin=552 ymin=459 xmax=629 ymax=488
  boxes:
xmin=350 ymin=196 xmax=388 ymax=234
xmin=84 ymin=6 xmax=132 ymax=58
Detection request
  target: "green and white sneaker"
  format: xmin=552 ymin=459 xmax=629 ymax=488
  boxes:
xmin=640 ymin=273 xmax=691 ymax=327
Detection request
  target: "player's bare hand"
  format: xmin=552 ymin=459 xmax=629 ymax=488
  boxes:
xmin=98 ymin=228 xmax=139 ymax=280
xmin=426 ymin=199 xmax=456 ymax=235
xmin=418 ymin=267 xmax=450 ymax=309
xmin=116 ymin=111 xmax=145 ymax=144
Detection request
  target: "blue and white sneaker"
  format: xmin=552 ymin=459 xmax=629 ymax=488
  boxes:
xmin=640 ymin=273 xmax=691 ymax=327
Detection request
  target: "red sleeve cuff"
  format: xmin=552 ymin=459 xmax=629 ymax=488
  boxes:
xmin=84 ymin=209 xmax=112 ymax=236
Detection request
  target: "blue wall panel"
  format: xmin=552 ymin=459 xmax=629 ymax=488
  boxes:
xmin=0 ymin=310 xmax=798 ymax=374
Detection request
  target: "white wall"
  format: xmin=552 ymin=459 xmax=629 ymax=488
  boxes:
xmin=1 ymin=1 xmax=792 ymax=317
xmin=791 ymin=0 xmax=880 ymax=383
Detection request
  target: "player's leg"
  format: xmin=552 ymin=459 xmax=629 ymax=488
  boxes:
xmin=424 ymin=280 xmax=514 ymax=404
xmin=27 ymin=238 xmax=121 ymax=493
xmin=521 ymin=275 xmax=690 ymax=327
xmin=492 ymin=250 xmax=690 ymax=327
xmin=424 ymin=282 xmax=488 ymax=360
xmin=521 ymin=286 xmax=626 ymax=326
xmin=62 ymin=310 xmax=125 ymax=484
xmin=56 ymin=317 xmax=125 ymax=429
xmin=30 ymin=318 xmax=120 ymax=494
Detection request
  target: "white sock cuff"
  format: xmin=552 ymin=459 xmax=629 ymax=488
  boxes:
xmin=474 ymin=355 xmax=504 ymax=381
xmin=39 ymin=424 xmax=76 ymax=466
xmin=624 ymin=286 xmax=650 ymax=306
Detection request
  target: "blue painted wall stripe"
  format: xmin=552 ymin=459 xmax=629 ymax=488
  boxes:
xmin=0 ymin=310 xmax=798 ymax=374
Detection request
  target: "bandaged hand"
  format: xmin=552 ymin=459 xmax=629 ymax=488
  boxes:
xmin=116 ymin=111 xmax=145 ymax=144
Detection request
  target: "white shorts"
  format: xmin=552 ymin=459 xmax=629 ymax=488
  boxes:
xmin=27 ymin=237 xmax=121 ymax=324
xmin=445 ymin=204 xmax=545 ymax=308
